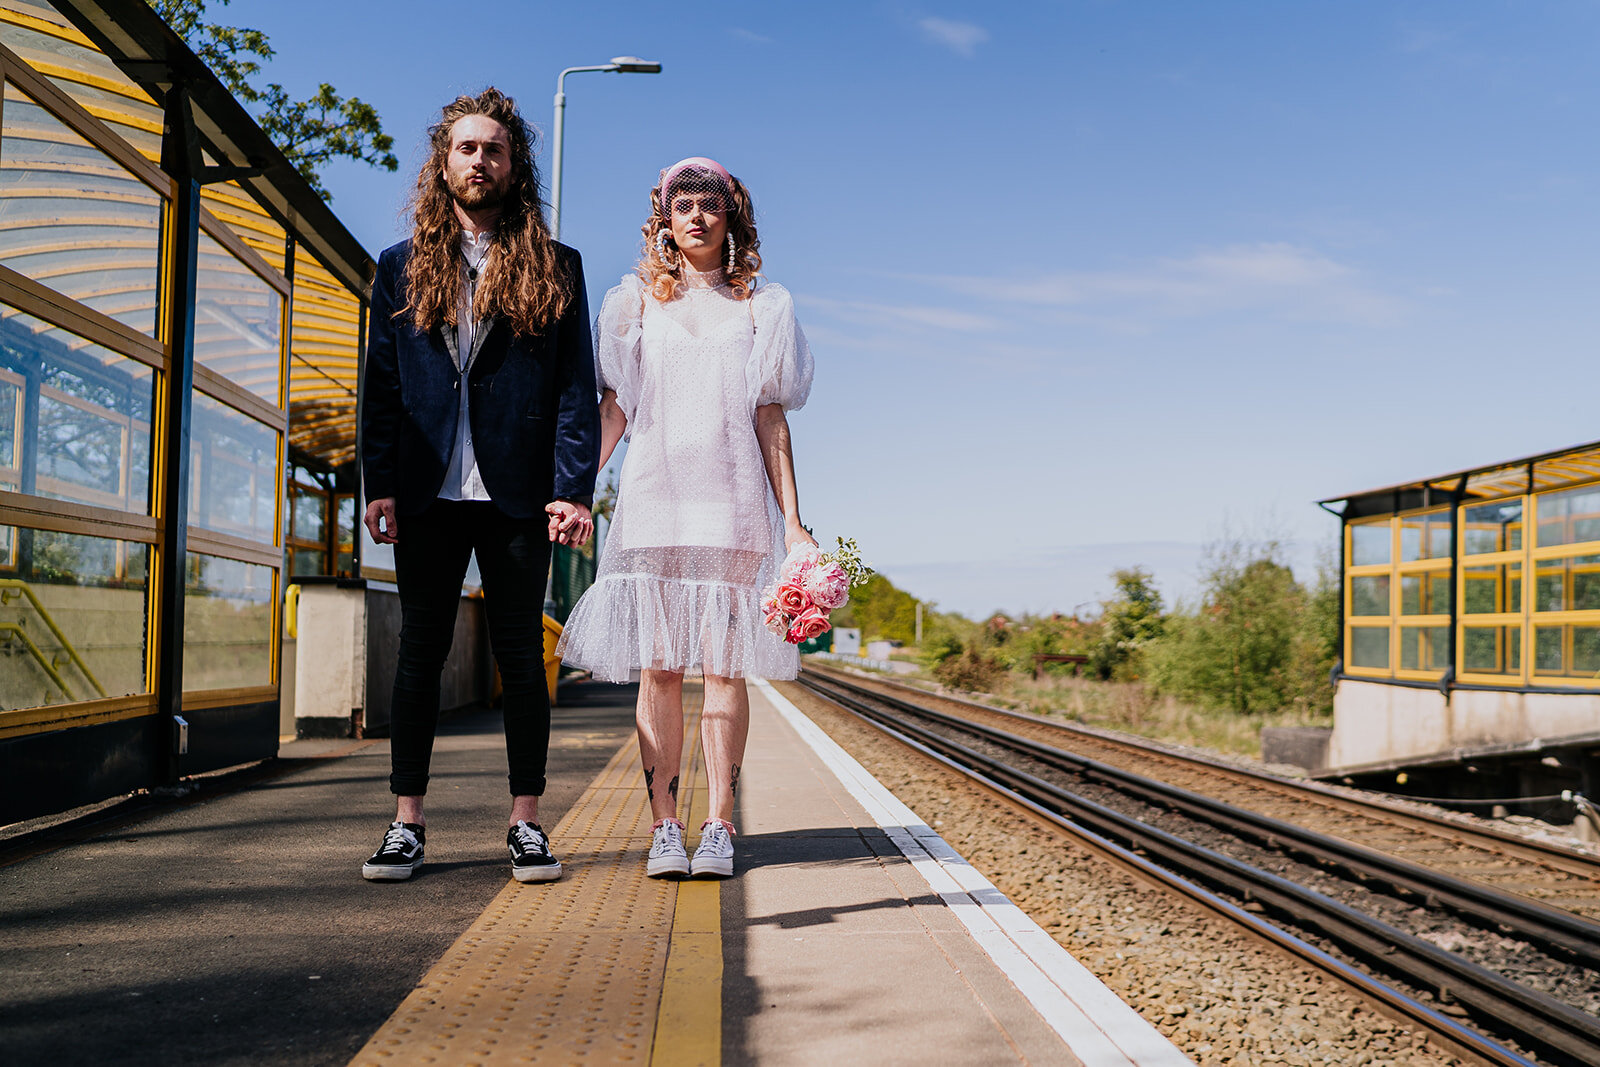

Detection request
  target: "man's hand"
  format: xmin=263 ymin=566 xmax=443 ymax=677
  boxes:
xmin=364 ymin=497 xmax=399 ymax=544
xmin=546 ymin=500 xmax=593 ymax=546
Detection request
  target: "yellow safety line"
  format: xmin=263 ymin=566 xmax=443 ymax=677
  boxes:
xmin=653 ymin=881 xmax=722 ymax=1067
xmin=652 ymin=694 xmax=722 ymax=1067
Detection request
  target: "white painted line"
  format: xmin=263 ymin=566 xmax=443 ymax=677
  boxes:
xmin=754 ymin=678 xmax=1193 ymax=1067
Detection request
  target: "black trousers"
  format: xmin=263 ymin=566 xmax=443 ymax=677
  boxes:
xmin=389 ymin=500 xmax=552 ymax=797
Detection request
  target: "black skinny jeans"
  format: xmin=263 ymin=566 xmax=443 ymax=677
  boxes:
xmin=389 ymin=500 xmax=552 ymax=797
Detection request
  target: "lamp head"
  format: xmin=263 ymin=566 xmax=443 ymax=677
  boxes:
xmin=609 ymin=56 xmax=662 ymax=74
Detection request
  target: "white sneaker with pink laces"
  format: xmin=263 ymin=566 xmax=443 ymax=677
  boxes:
xmin=691 ymin=819 xmax=735 ymax=878
xmin=648 ymin=818 xmax=690 ymax=878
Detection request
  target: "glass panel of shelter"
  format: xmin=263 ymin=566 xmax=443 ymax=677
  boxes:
xmin=0 ymin=525 xmax=149 ymax=711
xmin=1461 ymin=499 xmax=1523 ymax=556
xmin=1462 ymin=563 xmax=1522 ymax=615
xmin=183 ymin=553 xmax=274 ymax=691
xmin=1536 ymin=484 xmax=1600 ymax=549
xmin=1350 ymin=522 xmax=1391 ymax=566
xmin=194 ymin=227 xmax=284 ymax=405
xmin=0 ymin=82 xmax=162 ymax=336
xmin=1462 ymin=625 xmax=1520 ymax=675
xmin=1400 ymin=510 xmax=1452 ymax=562
xmin=1348 ymin=625 xmax=1389 ymax=670
xmin=0 ymin=306 xmax=155 ymax=512
xmin=188 ymin=392 xmax=279 ymax=545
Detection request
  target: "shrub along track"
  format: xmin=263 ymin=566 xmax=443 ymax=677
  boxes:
xmin=777 ymin=672 xmax=1600 ymax=1067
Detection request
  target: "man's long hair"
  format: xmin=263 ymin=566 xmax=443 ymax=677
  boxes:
xmin=400 ymin=88 xmax=568 ymax=335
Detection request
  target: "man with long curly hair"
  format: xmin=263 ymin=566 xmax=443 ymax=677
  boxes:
xmin=359 ymin=88 xmax=598 ymax=884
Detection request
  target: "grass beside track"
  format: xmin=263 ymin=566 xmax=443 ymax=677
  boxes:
xmin=867 ymin=662 xmax=1331 ymax=761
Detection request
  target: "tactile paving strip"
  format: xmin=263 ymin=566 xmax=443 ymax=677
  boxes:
xmin=352 ymin=684 xmax=709 ymax=1065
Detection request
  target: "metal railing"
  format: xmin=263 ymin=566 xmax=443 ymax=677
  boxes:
xmin=0 ymin=579 xmax=107 ymax=701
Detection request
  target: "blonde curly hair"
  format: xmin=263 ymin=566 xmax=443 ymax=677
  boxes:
xmin=635 ymin=170 xmax=762 ymax=302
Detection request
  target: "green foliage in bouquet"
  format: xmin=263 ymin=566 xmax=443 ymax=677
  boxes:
xmin=820 ymin=536 xmax=874 ymax=588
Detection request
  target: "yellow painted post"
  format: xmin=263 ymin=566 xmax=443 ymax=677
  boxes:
xmin=542 ymin=614 xmax=562 ymax=705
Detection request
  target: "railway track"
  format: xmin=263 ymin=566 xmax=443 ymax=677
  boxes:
xmin=795 ymin=668 xmax=1600 ymax=1067
xmin=806 ymin=667 xmax=1600 ymax=917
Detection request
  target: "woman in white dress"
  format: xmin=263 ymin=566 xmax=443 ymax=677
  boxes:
xmin=557 ymin=158 xmax=814 ymax=878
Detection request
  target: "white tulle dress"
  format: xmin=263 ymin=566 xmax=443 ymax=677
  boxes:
xmin=556 ymin=266 xmax=814 ymax=683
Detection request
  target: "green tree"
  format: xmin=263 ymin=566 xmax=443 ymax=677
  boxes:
xmin=832 ymin=573 xmax=919 ymax=644
xmin=1146 ymin=537 xmax=1336 ymax=716
xmin=1088 ymin=567 xmax=1165 ymax=680
xmin=154 ymin=0 xmax=397 ymax=199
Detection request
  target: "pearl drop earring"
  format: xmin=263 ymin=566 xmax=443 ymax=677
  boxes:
xmin=726 ymin=232 xmax=736 ymax=272
xmin=655 ymin=228 xmax=677 ymax=270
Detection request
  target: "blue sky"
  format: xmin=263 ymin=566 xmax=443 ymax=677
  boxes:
xmin=225 ymin=1 xmax=1600 ymax=617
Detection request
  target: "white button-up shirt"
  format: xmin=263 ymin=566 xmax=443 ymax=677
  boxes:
xmin=438 ymin=229 xmax=493 ymax=502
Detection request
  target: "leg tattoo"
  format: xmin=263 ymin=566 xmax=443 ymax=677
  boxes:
xmin=644 ymin=766 xmax=656 ymax=800
xmin=730 ymin=763 xmax=741 ymax=796
xmin=667 ymin=775 xmax=680 ymax=803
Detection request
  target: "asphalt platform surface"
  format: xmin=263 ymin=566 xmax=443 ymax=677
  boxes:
xmin=0 ymin=682 xmax=639 ymax=1066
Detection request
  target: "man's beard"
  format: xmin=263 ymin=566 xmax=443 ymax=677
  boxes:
xmin=449 ymin=171 xmax=507 ymax=210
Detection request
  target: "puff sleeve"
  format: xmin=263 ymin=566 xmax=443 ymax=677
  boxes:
xmin=595 ymin=274 xmax=646 ymax=428
xmin=748 ymin=283 xmax=814 ymax=412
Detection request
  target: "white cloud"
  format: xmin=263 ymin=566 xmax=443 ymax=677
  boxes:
xmin=917 ymin=242 xmax=1405 ymax=327
xmin=918 ymin=17 xmax=988 ymax=56
xmin=802 ymin=294 xmax=999 ymax=333
xmin=729 ymin=27 xmax=773 ymax=44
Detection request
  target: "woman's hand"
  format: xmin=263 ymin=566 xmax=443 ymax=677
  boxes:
xmin=785 ymin=521 xmax=817 ymax=554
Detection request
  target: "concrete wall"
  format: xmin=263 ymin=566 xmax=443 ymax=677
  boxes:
xmin=1330 ymin=678 xmax=1600 ymax=768
xmin=286 ymin=581 xmax=489 ymax=738
xmin=292 ymin=584 xmax=367 ymax=737
xmin=358 ymin=585 xmax=488 ymax=738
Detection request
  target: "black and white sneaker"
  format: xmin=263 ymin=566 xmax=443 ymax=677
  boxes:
xmin=508 ymin=820 xmax=562 ymax=883
xmin=362 ymin=821 xmax=424 ymax=881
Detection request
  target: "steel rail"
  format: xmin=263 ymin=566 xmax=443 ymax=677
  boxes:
xmin=803 ymin=665 xmax=1600 ymax=877
xmin=797 ymin=674 xmax=1600 ymax=1067
xmin=802 ymin=670 xmax=1600 ymax=967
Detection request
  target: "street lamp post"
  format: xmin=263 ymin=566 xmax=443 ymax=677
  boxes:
xmin=550 ymin=56 xmax=662 ymax=241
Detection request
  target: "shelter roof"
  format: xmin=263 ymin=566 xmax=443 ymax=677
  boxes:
xmin=1319 ymin=440 xmax=1600 ymax=518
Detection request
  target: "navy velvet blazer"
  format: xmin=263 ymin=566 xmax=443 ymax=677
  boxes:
xmin=361 ymin=239 xmax=600 ymax=519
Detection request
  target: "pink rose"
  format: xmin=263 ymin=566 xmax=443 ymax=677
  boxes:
xmin=765 ymin=611 xmax=792 ymax=637
xmin=775 ymin=582 xmax=810 ymax=616
xmin=779 ymin=542 xmax=821 ymax=585
xmin=786 ymin=605 xmax=832 ymax=644
xmin=803 ymin=561 xmax=850 ymax=611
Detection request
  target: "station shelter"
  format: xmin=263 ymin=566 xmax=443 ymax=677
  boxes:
xmin=0 ymin=0 xmax=477 ymax=826
xmin=1320 ymin=441 xmax=1600 ymax=801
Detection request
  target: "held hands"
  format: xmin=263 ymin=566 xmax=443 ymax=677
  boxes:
xmin=546 ymin=500 xmax=594 ymax=546
xmin=364 ymin=497 xmax=399 ymax=544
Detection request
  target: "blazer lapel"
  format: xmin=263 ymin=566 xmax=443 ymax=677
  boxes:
xmin=440 ymin=321 xmax=460 ymax=369
xmin=466 ymin=315 xmax=499 ymax=372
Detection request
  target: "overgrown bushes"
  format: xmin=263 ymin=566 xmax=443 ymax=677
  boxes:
xmin=1144 ymin=539 xmax=1336 ymax=716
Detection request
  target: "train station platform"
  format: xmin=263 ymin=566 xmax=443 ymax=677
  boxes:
xmin=1 ymin=678 xmax=1186 ymax=1066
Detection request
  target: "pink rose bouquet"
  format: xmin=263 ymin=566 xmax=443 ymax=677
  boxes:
xmin=761 ymin=536 xmax=873 ymax=646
